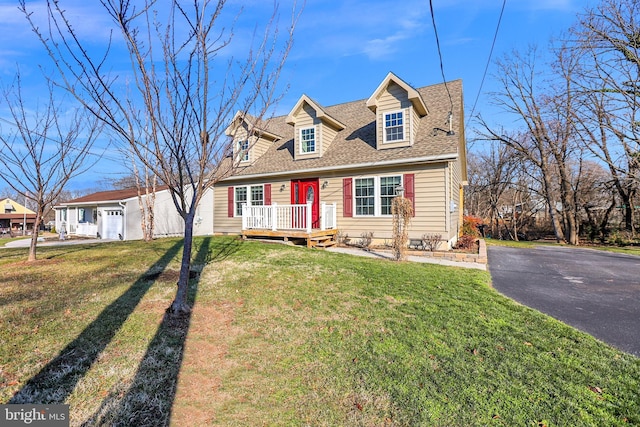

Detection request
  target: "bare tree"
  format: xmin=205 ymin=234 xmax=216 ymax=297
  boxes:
xmin=21 ymin=0 xmax=298 ymax=313
xmin=0 ymin=72 xmax=101 ymax=261
xmin=569 ymin=0 xmax=640 ymax=234
xmin=465 ymin=145 xmax=518 ymax=239
xmin=478 ymin=47 xmax=582 ymax=244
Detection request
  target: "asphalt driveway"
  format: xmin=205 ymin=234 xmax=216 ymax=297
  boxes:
xmin=488 ymin=245 xmax=640 ymax=357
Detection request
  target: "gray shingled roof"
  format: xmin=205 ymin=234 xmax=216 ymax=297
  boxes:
xmin=228 ymin=79 xmax=463 ymax=179
xmin=60 ymin=186 xmax=169 ymax=204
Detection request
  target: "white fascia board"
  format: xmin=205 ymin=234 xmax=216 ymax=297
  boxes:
xmin=219 ymin=153 xmax=458 ymax=182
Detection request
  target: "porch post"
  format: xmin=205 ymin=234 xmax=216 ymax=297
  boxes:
xmin=306 ymin=202 xmax=312 ymax=234
xmin=320 ymin=202 xmax=326 ymax=231
xmin=241 ymin=203 xmax=247 ymax=230
xmin=272 ymin=202 xmax=278 ymax=231
xmin=332 ymin=202 xmax=337 ymax=229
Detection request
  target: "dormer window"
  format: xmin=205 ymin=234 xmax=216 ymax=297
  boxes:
xmin=384 ymin=111 xmax=404 ymax=142
xmin=238 ymin=140 xmax=250 ymax=162
xmin=300 ymin=127 xmax=316 ymax=154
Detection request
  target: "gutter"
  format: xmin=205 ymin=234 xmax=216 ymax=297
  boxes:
xmin=118 ymin=201 xmax=126 ymax=241
xmin=219 ymin=153 xmax=458 ymax=182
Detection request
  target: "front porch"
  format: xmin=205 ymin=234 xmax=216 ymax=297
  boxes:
xmin=241 ymin=202 xmax=338 ymax=248
xmin=73 ymin=222 xmax=98 ymax=237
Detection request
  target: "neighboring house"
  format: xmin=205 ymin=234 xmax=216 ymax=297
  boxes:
xmin=1 ymin=198 xmax=37 ymax=234
xmin=215 ymin=72 xmax=467 ymax=249
xmin=54 ymin=187 xmax=214 ymax=241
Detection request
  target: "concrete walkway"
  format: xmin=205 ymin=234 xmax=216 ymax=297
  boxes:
xmin=326 ymin=246 xmax=487 ymax=270
xmin=2 ymin=237 xmax=113 ymax=248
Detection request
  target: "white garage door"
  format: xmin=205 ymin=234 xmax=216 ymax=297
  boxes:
xmin=103 ymin=210 xmax=123 ymax=240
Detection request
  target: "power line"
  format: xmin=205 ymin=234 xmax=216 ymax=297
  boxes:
xmin=428 ymin=0 xmax=454 ymax=112
xmin=469 ymin=0 xmax=507 ymax=121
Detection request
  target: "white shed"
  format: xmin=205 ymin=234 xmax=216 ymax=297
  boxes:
xmin=54 ymin=186 xmax=214 ymax=241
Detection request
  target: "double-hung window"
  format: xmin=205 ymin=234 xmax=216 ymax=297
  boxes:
xmin=238 ymin=140 xmax=250 ymax=162
xmin=355 ymin=178 xmax=375 ymax=216
xmin=384 ymin=111 xmax=404 ymax=142
xmin=300 ymin=127 xmax=316 ymax=153
xmin=354 ymin=175 xmax=402 ymax=216
xmin=380 ymin=176 xmax=402 ymax=215
xmin=235 ymin=185 xmax=264 ymax=216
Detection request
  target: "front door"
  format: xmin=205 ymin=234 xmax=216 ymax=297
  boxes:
xmin=291 ymin=178 xmax=320 ymax=229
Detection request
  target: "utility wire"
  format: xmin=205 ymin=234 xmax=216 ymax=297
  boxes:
xmin=429 ymin=0 xmax=454 ymax=112
xmin=469 ymin=0 xmax=507 ymax=121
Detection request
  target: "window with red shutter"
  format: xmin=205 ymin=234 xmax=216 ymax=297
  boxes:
xmin=264 ymin=184 xmax=271 ymax=206
xmin=403 ymin=174 xmax=415 ymax=217
xmin=343 ymin=178 xmax=353 ymax=217
xmin=227 ymin=187 xmax=234 ymax=218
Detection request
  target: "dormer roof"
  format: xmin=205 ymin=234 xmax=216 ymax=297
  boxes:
xmin=225 ymin=111 xmax=282 ymax=141
xmin=221 ymin=77 xmax=465 ymax=179
xmin=286 ymin=94 xmax=346 ymax=130
xmin=366 ymin=72 xmax=429 ymax=116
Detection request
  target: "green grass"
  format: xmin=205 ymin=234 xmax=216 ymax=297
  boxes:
xmin=485 ymin=237 xmax=640 ymax=257
xmin=1 ymin=237 xmax=638 ymax=426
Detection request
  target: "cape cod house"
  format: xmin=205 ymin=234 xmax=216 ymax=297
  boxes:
xmin=215 ymin=72 xmax=468 ymax=249
xmin=54 ymin=187 xmax=214 ymax=241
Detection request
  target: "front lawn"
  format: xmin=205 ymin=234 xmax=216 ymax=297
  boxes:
xmin=1 ymin=237 xmax=638 ymax=426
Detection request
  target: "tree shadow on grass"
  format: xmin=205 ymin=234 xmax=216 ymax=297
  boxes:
xmin=83 ymin=236 xmax=242 ymax=426
xmin=9 ymin=240 xmax=185 ymax=404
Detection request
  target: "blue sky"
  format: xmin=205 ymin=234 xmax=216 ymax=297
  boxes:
xmin=0 ymin=0 xmax=590 ymax=191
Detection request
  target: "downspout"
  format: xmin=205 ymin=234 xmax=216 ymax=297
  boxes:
xmin=119 ymin=201 xmax=126 ymax=241
xmin=445 ymin=163 xmax=450 ymax=238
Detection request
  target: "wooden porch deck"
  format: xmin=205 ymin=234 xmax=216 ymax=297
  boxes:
xmin=241 ymin=228 xmax=338 ymax=248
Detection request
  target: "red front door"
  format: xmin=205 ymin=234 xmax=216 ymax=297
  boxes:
xmin=291 ymin=178 xmax=320 ymax=229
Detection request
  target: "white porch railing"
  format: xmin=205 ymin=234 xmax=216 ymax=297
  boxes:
xmin=242 ymin=202 xmax=337 ymax=233
xmin=76 ymin=222 xmax=98 ymax=237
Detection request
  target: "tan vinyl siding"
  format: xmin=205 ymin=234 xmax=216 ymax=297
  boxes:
xmin=214 ymin=178 xmax=292 ymax=234
xmin=251 ymin=136 xmax=272 ymax=163
xmin=213 ymin=163 xmax=457 ymax=244
xmin=322 ymin=165 xmax=448 ymax=240
xmin=450 ymin=158 xmax=463 ymax=237
xmin=322 ymin=124 xmax=338 ymax=153
xmin=294 ymin=104 xmax=321 ymax=160
xmin=411 ymin=106 xmax=420 ymax=144
xmin=232 ymin=123 xmax=273 ymax=166
xmin=375 ymin=82 xmax=413 ymax=149
xmin=214 ymin=183 xmax=243 ymax=233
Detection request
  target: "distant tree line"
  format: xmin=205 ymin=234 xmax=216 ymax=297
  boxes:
xmin=468 ymin=0 xmax=639 ymax=245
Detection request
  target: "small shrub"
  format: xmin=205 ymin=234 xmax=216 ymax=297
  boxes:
xmin=455 ymin=234 xmax=477 ymax=251
xmin=421 ymin=233 xmax=442 ymax=251
xmin=462 ymin=215 xmax=483 ymax=238
xmin=336 ymin=230 xmax=349 ymax=245
xmin=358 ymin=232 xmax=373 ymax=250
xmin=607 ymin=230 xmax=633 ymax=247
xmin=392 ymin=196 xmax=413 ymax=261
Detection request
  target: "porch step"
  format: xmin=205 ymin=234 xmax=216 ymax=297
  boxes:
xmin=315 ymin=239 xmax=337 ymax=248
xmin=309 ymin=235 xmax=337 ymax=249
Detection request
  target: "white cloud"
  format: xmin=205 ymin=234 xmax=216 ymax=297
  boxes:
xmin=292 ymin=0 xmax=428 ymax=61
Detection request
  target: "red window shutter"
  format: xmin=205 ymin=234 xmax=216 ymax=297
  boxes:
xmin=227 ymin=187 xmax=234 ymax=218
xmin=343 ymin=178 xmax=353 ymax=217
xmin=404 ymin=174 xmax=415 ymax=217
xmin=264 ymin=184 xmax=272 ymax=205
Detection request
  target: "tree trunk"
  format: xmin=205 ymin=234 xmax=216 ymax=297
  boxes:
xmin=170 ymin=212 xmax=195 ymax=314
xmin=27 ymin=207 xmax=44 ymax=262
xmin=540 ymin=169 xmax=566 ymax=243
xmin=622 ymin=202 xmax=635 ymax=235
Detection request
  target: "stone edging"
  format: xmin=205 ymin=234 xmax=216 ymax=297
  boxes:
xmin=405 ymin=239 xmax=487 ymax=264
